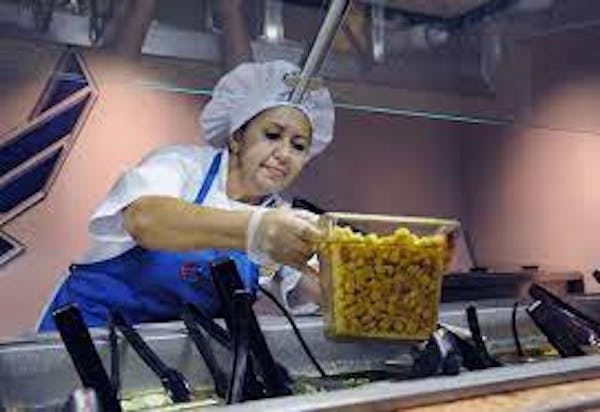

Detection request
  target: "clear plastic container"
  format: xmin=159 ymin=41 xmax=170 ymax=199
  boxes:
xmin=318 ymin=213 xmax=460 ymax=341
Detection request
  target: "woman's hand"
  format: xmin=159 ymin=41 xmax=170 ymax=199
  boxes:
xmin=247 ymin=208 xmax=323 ymax=276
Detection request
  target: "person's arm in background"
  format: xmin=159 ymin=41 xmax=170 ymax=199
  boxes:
xmin=103 ymin=0 xmax=253 ymax=67
xmin=106 ymin=0 xmax=157 ymax=59
xmin=215 ymin=0 xmax=253 ymax=71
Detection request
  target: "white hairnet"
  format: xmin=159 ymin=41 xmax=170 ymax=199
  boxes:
xmin=200 ymin=60 xmax=335 ymax=157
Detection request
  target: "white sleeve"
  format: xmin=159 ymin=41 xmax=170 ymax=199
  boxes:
xmin=263 ymin=255 xmax=320 ymax=314
xmin=88 ymin=146 xmax=192 ymax=244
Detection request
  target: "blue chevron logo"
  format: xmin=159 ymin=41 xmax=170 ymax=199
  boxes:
xmin=0 ymin=48 xmax=97 ymax=266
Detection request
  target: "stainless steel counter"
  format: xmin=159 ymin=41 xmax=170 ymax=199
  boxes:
xmin=211 ymin=355 xmax=600 ymax=412
xmin=0 ymin=297 xmax=597 ymax=411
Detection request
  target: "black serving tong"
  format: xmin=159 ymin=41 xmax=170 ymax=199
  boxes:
xmin=181 ymin=304 xmax=229 ymax=398
xmin=181 ymin=292 xmax=298 ymax=403
xmin=291 ymin=197 xmax=327 ymax=216
xmin=527 ymin=284 xmax=600 ymax=357
xmin=411 ymin=313 xmax=502 ymax=378
xmin=465 ymin=306 xmax=502 ymax=368
xmin=227 ymin=290 xmax=255 ymax=403
xmin=529 ymin=283 xmax=600 ymax=331
xmin=53 ymin=305 xmax=122 ymax=412
xmin=410 ymin=327 xmax=463 ymax=377
xmin=210 ymin=258 xmax=292 ymax=402
xmin=182 ymin=303 xmax=231 ymax=349
xmin=527 ymin=300 xmax=585 ymax=357
xmin=107 ymin=314 xmax=121 ymax=400
xmin=593 ymin=269 xmax=600 ymax=284
xmin=181 ymin=300 xmax=263 ymax=403
xmin=109 ymin=310 xmax=192 ymax=403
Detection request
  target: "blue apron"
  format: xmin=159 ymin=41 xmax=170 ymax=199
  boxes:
xmin=38 ymin=152 xmax=259 ymax=331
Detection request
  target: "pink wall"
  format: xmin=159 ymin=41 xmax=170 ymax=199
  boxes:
xmin=463 ymin=125 xmax=589 ymax=268
xmin=289 ymin=110 xmax=463 ymax=219
xmin=462 ymin=81 xmax=600 ymax=294
xmin=461 ymin=30 xmax=600 ymax=294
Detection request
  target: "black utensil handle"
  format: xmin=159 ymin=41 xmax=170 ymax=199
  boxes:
xmin=53 ymin=305 xmax=122 ymax=412
xmin=466 ymin=306 xmax=502 ymax=367
xmin=183 ymin=303 xmax=231 ymax=350
xmin=511 ymin=301 xmax=524 ymax=358
xmin=529 ymin=284 xmax=600 ymax=333
xmin=211 ymin=259 xmax=291 ymax=397
xmin=246 ymin=307 xmax=292 ymax=396
xmin=440 ymin=325 xmax=486 ymax=370
xmin=527 ymin=300 xmax=585 ymax=357
xmin=110 ymin=310 xmax=191 ymax=403
xmin=181 ymin=306 xmax=229 ymax=398
xmin=227 ymin=292 xmax=252 ymax=404
xmin=291 ymin=198 xmax=326 ymax=214
xmin=210 ymin=259 xmax=245 ymax=330
xmin=110 ymin=311 xmax=165 ymax=376
xmin=108 ymin=313 xmax=121 ymax=399
xmin=292 ymin=197 xmax=367 ymax=234
xmin=210 ymin=260 xmax=264 ymax=401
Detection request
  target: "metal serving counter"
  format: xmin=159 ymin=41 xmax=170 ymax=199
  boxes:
xmin=1 ymin=296 xmax=598 ymax=411
xmin=214 ymin=355 xmax=600 ymax=412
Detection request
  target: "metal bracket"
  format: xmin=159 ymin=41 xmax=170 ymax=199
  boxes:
xmin=283 ymin=72 xmax=324 ymax=92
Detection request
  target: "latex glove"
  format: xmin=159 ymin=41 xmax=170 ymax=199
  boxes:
xmin=246 ymin=207 xmax=323 ymax=276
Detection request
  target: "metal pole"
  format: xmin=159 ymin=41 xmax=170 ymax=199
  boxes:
xmin=289 ymin=0 xmax=350 ymax=103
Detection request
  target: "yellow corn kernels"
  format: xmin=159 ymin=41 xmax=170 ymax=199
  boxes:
xmin=322 ymin=226 xmax=452 ymax=340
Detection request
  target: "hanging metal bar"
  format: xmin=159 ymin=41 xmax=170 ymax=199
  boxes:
xmin=371 ymin=0 xmax=386 ymax=63
xmin=289 ymin=0 xmax=350 ymax=103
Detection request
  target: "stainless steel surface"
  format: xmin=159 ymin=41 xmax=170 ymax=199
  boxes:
xmin=0 ymin=317 xmax=408 ymax=410
xmin=0 ymin=300 xmax=544 ymax=410
xmin=0 ymin=297 xmax=600 ymax=410
xmin=566 ymin=294 xmax=600 ymax=322
xmin=213 ymin=355 xmax=600 ymax=412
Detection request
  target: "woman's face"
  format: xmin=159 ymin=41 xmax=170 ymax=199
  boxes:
xmin=230 ymin=106 xmax=312 ymax=198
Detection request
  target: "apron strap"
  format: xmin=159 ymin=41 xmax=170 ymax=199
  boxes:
xmin=194 ymin=152 xmax=223 ymax=204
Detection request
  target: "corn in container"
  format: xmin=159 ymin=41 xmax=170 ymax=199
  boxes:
xmin=318 ymin=213 xmax=459 ymax=341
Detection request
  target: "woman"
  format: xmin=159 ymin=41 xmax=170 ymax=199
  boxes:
xmin=37 ymin=60 xmax=335 ymax=330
